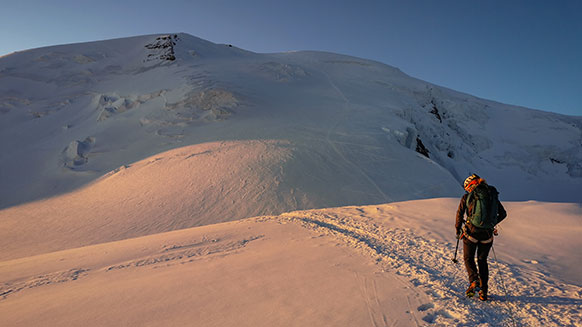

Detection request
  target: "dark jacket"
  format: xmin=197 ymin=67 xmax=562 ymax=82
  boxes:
xmin=456 ymin=185 xmax=507 ymax=240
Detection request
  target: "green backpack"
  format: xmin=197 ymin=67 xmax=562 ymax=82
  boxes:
xmin=466 ymin=183 xmax=498 ymax=229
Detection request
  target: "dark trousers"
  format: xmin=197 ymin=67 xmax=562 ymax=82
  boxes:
xmin=463 ymin=239 xmax=492 ymax=292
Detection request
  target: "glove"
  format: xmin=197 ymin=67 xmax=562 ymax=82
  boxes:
xmin=456 ymin=229 xmax=462 ymax=239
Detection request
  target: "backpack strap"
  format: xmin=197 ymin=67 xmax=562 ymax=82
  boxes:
xmin=462 ymin=223 xmax=494 ymax=244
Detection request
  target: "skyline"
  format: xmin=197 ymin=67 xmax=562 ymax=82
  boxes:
xmin=1 ymin=0 xmax=580 ymax=116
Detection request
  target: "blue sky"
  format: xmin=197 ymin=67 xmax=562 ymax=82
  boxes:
xmin=1 ymin=0 xmax=580 ymax=116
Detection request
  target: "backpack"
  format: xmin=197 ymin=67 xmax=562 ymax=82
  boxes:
xmin=466 ymin=183 xmax=498 ymax=229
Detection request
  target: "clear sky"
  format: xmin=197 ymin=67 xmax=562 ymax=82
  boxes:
xmin=1 ymin=0 xmax=580 ymax=116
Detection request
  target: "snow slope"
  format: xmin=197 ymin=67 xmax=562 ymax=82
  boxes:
xmin=0 ymin=139 xmax=458 ymax=261
xmin=1 ymin=33 xmax=581 ymax=326
xmin=1 ymin=199 xmax=580 ymax=326
xmin=0 ymin=33 xmax=580 ymax=213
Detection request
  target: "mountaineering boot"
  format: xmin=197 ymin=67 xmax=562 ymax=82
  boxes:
xmin=478 ymin=289 xmax=487 ymax=301
xmin=465 ymin=280 xmax=480 ymax=297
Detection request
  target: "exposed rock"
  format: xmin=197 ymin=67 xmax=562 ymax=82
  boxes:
xmin=416 ymin=137 xmax=430 ymax=158
xmin=429 ymin=101 xmax=442 ymax=123
xmin=144 ymin=34 xmax=179 ymax=62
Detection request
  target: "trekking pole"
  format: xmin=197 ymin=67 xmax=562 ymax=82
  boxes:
xmin=451 ymin=237 xmax=460 ymax=263
xmin=492 ymin=244 xmax=518 ymax=327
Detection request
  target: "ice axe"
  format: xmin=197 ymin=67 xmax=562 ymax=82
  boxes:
xmin=451 ymin=237 xmax=460 ymax=264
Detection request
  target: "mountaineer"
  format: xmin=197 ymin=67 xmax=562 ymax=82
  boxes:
xmin=456 ymin=174 xmax=507 ymax=301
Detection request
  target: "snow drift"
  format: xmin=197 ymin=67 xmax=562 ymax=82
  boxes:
xmin=0 ymin=139 xmax=458 ymax=261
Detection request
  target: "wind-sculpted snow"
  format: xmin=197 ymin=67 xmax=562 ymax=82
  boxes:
xmin=0 ymin=140 xmax=459 ymax=260
xmin=255 ymin=61 xmax=308 ymax=82
xmin=62 ymin=136 xmax=96 ymax=168
xmin=95 ymin=91 xmax=165 ymax=121
xmin=0 ymin=140 xmax=297 ymax=260
xmin=164 ymin=88 xmax=238 ymax=121
xmin=1 ymin=199 xmax=579 ymax=326
xmin=0 ymin=33 xmax=580 ymax=210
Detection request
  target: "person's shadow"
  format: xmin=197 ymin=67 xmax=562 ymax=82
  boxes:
xmin=491 ymin=294 xmax=582 ymax=306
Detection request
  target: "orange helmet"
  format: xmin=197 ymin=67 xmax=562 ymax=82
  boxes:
xmin=463 ymin=174 xmax=480 ymax=192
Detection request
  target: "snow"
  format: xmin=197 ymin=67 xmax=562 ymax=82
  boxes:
xmin=0 ymin=199 xmax=580 ymax=326
xmin=0 ymin=33 xmax=580 ymax=209
xmin=0 ymin=33 xmax=581 ymax=326
xmin=0 ymin=139 xmax=459 ymax=261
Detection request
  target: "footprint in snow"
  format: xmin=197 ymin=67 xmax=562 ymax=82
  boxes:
xmin=422 ymin=309 xmax=454 ymax=324
xmin=417 ymin=303 xmax=434 ymax=311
